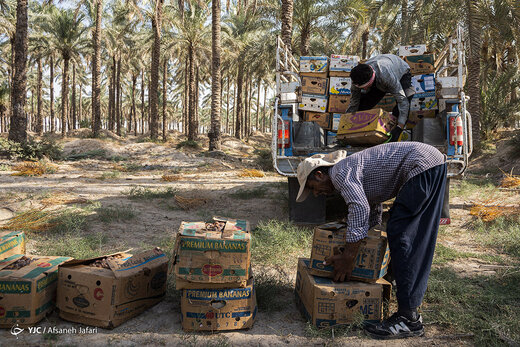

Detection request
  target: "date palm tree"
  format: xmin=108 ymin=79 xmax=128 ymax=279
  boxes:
xmin=208 ymin=0 xmax=222 ymax=150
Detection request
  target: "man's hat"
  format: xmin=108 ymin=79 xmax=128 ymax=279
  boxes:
xmin=296 ymin=150 xmax=347 ymax=202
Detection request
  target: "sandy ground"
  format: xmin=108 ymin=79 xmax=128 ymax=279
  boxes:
xmin=0 ymin=130 xmax=517 ymax=346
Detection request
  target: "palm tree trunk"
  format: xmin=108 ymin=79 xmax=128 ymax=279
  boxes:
xmin=209 ymin=0 xmax=222 ymax=150
xmin=36 ymin=57 xmax=42 ymax=135
xmin=132 ymin=74 xmax=137 ymax=136
xmin=92 ymin=0 xmax=102 ymax=137
xmin=72 ymin=64 xmax=76 ymax=130
xmin=361 ymin=29 xmax=369 ymax=60
xmin=226 ymin=76 xmax=230 ymax=134
xmin=235 ymin=67 xmax=242 ymax=139
xmin=50 ymin=56 xmax=55 ymax=133
xmin=184 ymin=56 xmax=189 ymax=135
xmin=141 ymin=69 xmax=145 ymax=134
xmin=281 ymin=0 xmax=294 ymax=52
xmin=79 ymin=83 xmax=82 ymax=127
xmin=116 ymin=57 xmax=121 ymax=136
xmin=188 ymin=45 xmax=196 ymax=141
xmin=61 ymin=55 xmax=69 ymax=137
xmin=256 ymin=78 xmax=261 ymax=132
xmin=262 ymin=80 xmax=267 ymax=132
xmin=300 ymin=24 xmax=310 ymax=56
xmin=109 ymin=56 xmax=115 ymax=131
xmin=149 ymin=0 xmax=163 ymax=140
xmin=401 ymin=0 xmax=409 ymax=45
xmin=162 ymin=58 xmax=167 ymax=141
xmin=465 ymin=0 xmax=482 ymax=144
xmin=195 ymin=65 xmax=199 ymax=134
xmin=8 ymin=0 xmax=28 ymax=143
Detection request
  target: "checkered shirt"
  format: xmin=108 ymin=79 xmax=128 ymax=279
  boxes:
xmin=329 ymin=142 xmax=445 ymax=242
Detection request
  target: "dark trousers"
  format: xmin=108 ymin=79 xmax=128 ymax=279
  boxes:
xmin=358 ymin=72 xmax=413 ymax=120
xmin=386 ymin=163 xmax=447 ymax=310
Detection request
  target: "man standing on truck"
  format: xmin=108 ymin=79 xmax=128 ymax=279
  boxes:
xmin=348 ymin=54 xmax=415 ymax=142
xmin=295 ymin=142 xmax=447 ymax=339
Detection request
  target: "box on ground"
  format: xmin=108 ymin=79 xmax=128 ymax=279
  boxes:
xmin=301 ymin=76 xmax=328 ymax=96
xmin=304 ymin=112 xmax=331 ymax=129
xmin=336 ymin=108 xmax=395 ymax=145
xmin=309 ymin=223 xmax=390 ymax=282
xmin=299 ymin=95 xmax=328 ymax=113
xmin=57 ymin=249 xmax=168 ymax=329
xmin=412 ymin=74 xmax=436 ymax=93
xmin=0 ymin=231 xmax=25 ymax=260
xmin=329 ymin=77 xmax=352 ymax=95
xmin=300 ymin=56 xmax=328 ymax=77
xmin=295 ymin=258 xmax=391 ymax=328
xmin=0 ymin=254 xmax=72 ymax=327
xmin=403 ymin=54 xmax=435 ymax=75
xmin=399 ymin=44 xmax=427 ymax=57
xmin=410 ymin=92 xmax=438 ymax=111
xmin=173 ymin=217 xmax=251 ymax=289
xmin=181 ymin=277 xmax=257 ymax=331
xmin=328 ymin=95 xmax=351 ymax=113
xmin=375 ymin=94 xmax=396 ymax=112
xmin=329 ymin=55 xmax=359 ymax=77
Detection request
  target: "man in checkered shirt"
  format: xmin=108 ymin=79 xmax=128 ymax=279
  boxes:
xmin=296 ymin=142 xmax=447 ymax=339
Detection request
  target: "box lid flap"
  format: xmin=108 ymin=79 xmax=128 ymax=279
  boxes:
xmin=0 ymin=230 xmax=24 ymax=240
xmin=108 ymin=248 xmax=167 ymax=278
xmin=0 ymin=255 xmax=72 ymax=279
xmin=58 ymin=251 xmax=131 ymax=268
xmin=178 ymin=218 xmax=251 ymax=240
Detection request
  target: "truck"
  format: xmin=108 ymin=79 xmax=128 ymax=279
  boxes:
xmin=272 ymin=23 xmax=473 ymax=225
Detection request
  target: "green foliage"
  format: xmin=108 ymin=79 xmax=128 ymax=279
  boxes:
xmin=176 ymin=140 xmax=200 ymax=149
xmin=0 ymin=138 xmax=63 ymax=160
xmin=480 ymin=67 xmax=520 ymax=139
xmin=96 ymin=204 xmax=135 ymax=223
xmin=473 ymin=216 xmax=520 ymax=258
xmin=79 ymin=119 xmax=91 ymax=129
xmin=251 ymin=220 xmax=313 ymax=267
xmin=36 ymin=231 xmax=108 ymax=259
xmin=254 ymin=269 xmax=293 ymax=312
xmin=98 ymin=171 xmax=121 ymax=180
xmin=229 ymin=187 xmax=266 ymax=199
xmin=65 ymin=149 xmax=108 ymax=161
xmin=123 ymin=186 xmax=177 ymax=200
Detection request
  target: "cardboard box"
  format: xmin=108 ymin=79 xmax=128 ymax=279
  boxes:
xmin=399 ymin=44 xmax=427 ymax=57
xmin=410 ymin=92 xmax=438 ymax=111
xmin=180 ymin=277 xmax=257 ymax=331
xmin=0 ymin=231 xmax=25 ymax=260
xmin=304 ymin=112 xmax=331 ymax=129
xmin=375 ymin=94 xmax=396 ymax=112
xmin=337 ymin=131 xmax=389 ymax=146
xmin=337 ymin=108 xmax=395 ymax=136
xmin=300 ymin=56 xmax=328 ymax=77
xmin=329 ymin=77 xmax=352 ymax=95
xmin=326 ymin=131 xmax=337 ymax=146
xmin=295 ymin=258 xmax=391 ymax=328
xmin=173 ymin=217 xmax=251 ymax=289
xmin=329 ymin=55 xmax=359 ymax=76
xmin=308 ymin=223 xmax=390 ymax=282
xmin=412 ymin=74 xmax=436 ymax=93
xmin=301 ymin=76 xmax=328 ymax=96
xmin=299 ymin=95 xmax=328 ymax=113
xmin=403 ymin=54 xmax=435 ymax=75
xmin=328 ymin=95 xmax=351 ymax=113
xmin=0 ymin=254 xmax=72 ymax=327
xmin=57 ymin=249 xmax=168 ymax=329
xmin=331 ymin=113 xmax=341 ymax=132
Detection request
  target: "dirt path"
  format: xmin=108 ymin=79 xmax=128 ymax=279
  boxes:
xmin=0 ymin=134 xmax=513 ymax=346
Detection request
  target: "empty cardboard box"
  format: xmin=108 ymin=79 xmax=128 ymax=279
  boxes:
xmin=329 ymin=55 xmax=359 ymax=77
xmin=412 ymin=74 xmax=436 ymax=93
xmin=57 ymin=249 xmax=168 ymax=329
xmin=410 ymin=92 xmax=438 ymax=111
xmin=308 ymin=222 xmax=390 ymax=282
xmin=375 ymin=94 xmax=396 ymax=112
xmin=300 ymin=56 xmax=328 ymax=77
xmin=329 ymin=77 xmax=352 ymax=95
xmin=299 ymin=95 xmax=328 ymax=113
xmin=337 ymin=108 xmax=396 ymax=145
xmin=180 ymin=277 xmax=257 ymax=331
xmin=295 ymin=258 xmax=391 ymax=328
xmin=328 ymin=95 xmax=351 ymax=113
xmin=0 ymin=231 xmax=25 ymax=260
xmin=0 ymin=254 xmax=72 ymax=327
xmin=173 ymin=217 xmax=251 ymax=289
xmin=304 ymin=112 xmax=331 ymax=129
xmin=398 ymin=44 xmax=427 ymax=57
xmin=403 ymin=54 xmax=435 ymax=75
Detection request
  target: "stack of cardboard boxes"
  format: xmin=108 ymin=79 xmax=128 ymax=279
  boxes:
xmin=295 ymin=222 xmax=392 ymax=328
xmin=172 ymin=217 xmax=257 ymax=331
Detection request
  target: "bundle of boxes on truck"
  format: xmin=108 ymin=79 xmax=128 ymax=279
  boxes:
xmin=172 ymin=216 xmax=257 ymax=331
xmin=295 ymin=222 xmax=392 ymax=328
xmin=292 ymin=45 xmax=440 ymax=148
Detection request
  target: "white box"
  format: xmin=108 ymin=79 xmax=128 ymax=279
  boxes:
xmin=329 ymin=77 xmax=352 ymax=95
xmin=299 ymin=95 xmax=328 ymax=113
xmin=410 ymin=92 xmax=438 ymax=111
xmin=399 ymin=45 xmax=427 ymax=57
xmin=331 ymin=113 xmax=341 ymax=131
xmin=280 ymin=81 xmax=299 ymax=103
xmin=300 ymin=56 xmax=328 ymax=74
xmin=412 ymin=74 xmax=436 ymax=93
xmin=329 ymin=55 xmax=360 ymax=72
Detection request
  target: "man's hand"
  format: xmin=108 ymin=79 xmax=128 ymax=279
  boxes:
xmin=388 ymin=125 xmax=403 ymax=142
xmin=324 ymin=240 xmax=363 ymax=282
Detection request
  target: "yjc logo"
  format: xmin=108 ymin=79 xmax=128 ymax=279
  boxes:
xmin=10 ymin=324 xmax=24 ymax=339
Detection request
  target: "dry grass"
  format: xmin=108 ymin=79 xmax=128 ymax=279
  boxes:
xmin=500 ymin=170 xmax=520 ymax=188
xmin=40 ymin=193 xmax=90 ymax=206
xmin=174 ymin=195 xmax=207 ymax=210
xmin=469 ymin=201 xmax=520 ymax=222
xmin=11 ymin=161 xmax=58 ymax=176
xmin=162 ymin=174 xmax=181 ymax=182
xmin=238 ymin=169 xmax=265 ymax=178
xmin=1 ymin=208 xmax=59 ymax=232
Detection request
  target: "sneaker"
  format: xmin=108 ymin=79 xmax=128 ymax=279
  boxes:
xmin=364 ymin=312 xmax=424 ymax=339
